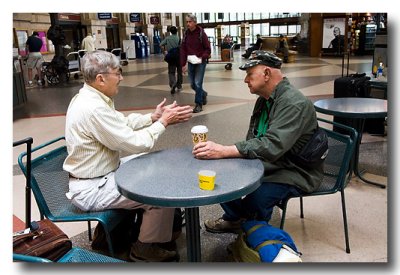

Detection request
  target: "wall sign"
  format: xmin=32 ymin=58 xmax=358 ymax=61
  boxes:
xmin=150 ymin=16 xmax=160 ymax=25
xmin=130 ymin=13 xmax=141 ymax=23
xmin=98 ymin=13 xmax=112 ymax=20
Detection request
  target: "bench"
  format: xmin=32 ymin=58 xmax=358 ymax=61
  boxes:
xmin=261 ymin=36 xmax=298 ymax=63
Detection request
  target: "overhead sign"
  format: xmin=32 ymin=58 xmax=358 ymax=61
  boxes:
xmin=130 ymin=13 xmax=141 ymax=23
xmin=150 ymin=16 xmax=160 ymax=25
xmin=98 ymin=13 xmax=112 ymax=20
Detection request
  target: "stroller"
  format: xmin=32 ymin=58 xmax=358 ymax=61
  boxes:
xmin=41 ymin=55 xmax=70 ymax=86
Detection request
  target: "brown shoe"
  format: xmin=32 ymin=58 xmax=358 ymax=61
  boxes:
xmin=204 ymin=217 xmax=244 ymax=234
xmin=129 ymin=240 xmax=178 ymax=262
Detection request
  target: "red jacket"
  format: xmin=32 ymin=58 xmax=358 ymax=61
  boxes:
xmin=180 ymin=26 xmax=211 ymax=67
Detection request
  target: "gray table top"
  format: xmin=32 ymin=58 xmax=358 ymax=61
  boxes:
xmin=314 ymin=97 xmax=387 ymax=119
xmin=115 ymin=146 xmax=264 ymax=208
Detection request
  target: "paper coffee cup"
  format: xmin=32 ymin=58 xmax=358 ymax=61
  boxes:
xmin=198 ymin=170 xmax=216 ymax=190
xmin=191 ymin=125 xmax=208 ymax=145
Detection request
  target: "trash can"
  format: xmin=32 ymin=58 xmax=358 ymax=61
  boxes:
xmin=13 ymin=55 xmax=27 ymax=107
xmin=13 ymin=72 xmax=27 ymax=107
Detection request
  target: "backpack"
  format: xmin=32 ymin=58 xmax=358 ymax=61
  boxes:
xmin=164 ymin=47 xmax=180 ymax=63
xmin=228 ymin=220 xmax=302 ymax=262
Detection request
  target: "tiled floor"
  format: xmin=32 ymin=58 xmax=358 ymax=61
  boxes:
xmin=12 ymin=47 xmax=388 ymax=263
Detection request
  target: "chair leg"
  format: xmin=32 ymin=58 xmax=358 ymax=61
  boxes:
xmin=279 ymin=201 xmax=288 ymax=229
xmin=340 ymin=189 xmax=351 ymax=253
xmin=87 ymin=221 xmax=92 ymax=241
xmin=101 ymin=223 xmax=115 ymax=257
xmin=300 ymin=196 xmax=304 ymax=219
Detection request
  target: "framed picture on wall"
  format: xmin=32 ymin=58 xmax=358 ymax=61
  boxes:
xmin=322 ymin=18 xmax=346 ymax=55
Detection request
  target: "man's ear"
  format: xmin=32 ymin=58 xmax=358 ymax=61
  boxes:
xmin=95 ymin=73 xmax=105 ymax=84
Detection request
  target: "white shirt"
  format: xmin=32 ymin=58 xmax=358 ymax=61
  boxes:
xmin=81 ymin=35 xmax=95 ymax=52
xmin=63 ymin=83 xmax=165 ymax=178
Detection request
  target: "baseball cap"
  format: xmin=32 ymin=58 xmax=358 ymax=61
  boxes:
xmin=239 ymin=50 xmax=282 ymax=70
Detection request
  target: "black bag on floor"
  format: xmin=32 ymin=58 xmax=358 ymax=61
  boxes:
xmin=333 ymin=73 xmax=371 ymax=133
xmin=91 ymin=210 xmax=142 ymax=253
xmin=91 ymin=208 xmax=184 ymax=252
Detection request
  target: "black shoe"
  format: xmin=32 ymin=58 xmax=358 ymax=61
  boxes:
xmin=193 ymin=104 xmax=203 ymax=113
xmin=176 ymin=85 xmax=182 ymax=90
xmin=202 ymin=91 xmax=208 ymax=105
xmin=170 ymin=87 xmax=176 ymax=94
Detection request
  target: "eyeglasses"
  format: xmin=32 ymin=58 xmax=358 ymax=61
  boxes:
xmin=99 ymin=71 xmax=122 ymax=77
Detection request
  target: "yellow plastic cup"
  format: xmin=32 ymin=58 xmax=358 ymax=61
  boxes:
xmin=198 ymin=170 xmax=216 ymax=190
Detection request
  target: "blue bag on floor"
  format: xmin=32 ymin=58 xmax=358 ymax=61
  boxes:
xmin=231 ymin=220 xmax=301 ymax=262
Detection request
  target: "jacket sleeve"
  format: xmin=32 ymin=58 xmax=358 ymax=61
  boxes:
xmin=180 ymin=36 xmax=188 ymax=66
xmin=235 ymin=99 xmax=314 ymax=162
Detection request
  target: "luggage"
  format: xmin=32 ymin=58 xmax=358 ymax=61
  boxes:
xmin=333 ymin=73 xmax=370 ymax=98
xmin=13 ymin=219 xmax=72 ymax=261
xmin=228 ymin=220 xmax=302 ymax=262
xmin=333 ymin=73 xmax=372 ymax=134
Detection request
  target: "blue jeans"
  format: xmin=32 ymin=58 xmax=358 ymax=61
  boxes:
xmin=221 ymin=182 xmax=303 ymax=222
xmin=187 ymin=61 xmax=207 ymax=105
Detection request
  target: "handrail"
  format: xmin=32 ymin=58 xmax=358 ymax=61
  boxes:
xmin=13 ymin=137 xmax=33 ymax=228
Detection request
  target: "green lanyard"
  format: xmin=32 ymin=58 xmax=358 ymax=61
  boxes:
xmin=256 ymin=100 xmax=271 ymax=138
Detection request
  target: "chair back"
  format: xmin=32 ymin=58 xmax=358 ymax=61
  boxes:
xmin=315 ymin=118 xmax=358 ymax=195
xmin=17 ymin=137 xmax=127 ymax=223
xmin=18 ymin=137 xmax=83 ymax=220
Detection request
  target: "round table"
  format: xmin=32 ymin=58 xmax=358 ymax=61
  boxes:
xmin=115 ymin=146 xmax=264 ymax=262
xmin=314 ymin=97 xmax=387 ymax=188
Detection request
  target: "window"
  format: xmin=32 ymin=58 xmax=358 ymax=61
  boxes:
xmin=279 ymin=25 xmax=287 ymax=35
xmin=270 ymin=26 xmax=279 ymax=36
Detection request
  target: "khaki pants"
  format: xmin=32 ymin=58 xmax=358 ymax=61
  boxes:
xmin=66 ymin=156 xmax=174 ymax=243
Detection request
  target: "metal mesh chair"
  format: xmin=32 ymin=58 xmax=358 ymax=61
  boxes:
xmin=278 ymin=118 xmax=358 ymax=253
xmin=13 ymin=247 xmax=125 ymax=263
xmin=17 ymin=137 xmax=130 ymax=257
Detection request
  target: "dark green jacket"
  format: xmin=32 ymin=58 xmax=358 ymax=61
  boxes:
xmin=235 ymin=78 xmax=323 ymax=193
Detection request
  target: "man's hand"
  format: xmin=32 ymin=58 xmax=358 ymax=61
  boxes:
xmin=192 ymin=141 xmax=241 ymax=159
xmin=160 ymin=104 xmax=192 ymax=126
xmin=151 ymin=98 xmax=167 ymax=122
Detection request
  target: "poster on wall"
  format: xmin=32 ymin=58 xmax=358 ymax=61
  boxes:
xmin=38 ymin=31 xmax=48 ymax=53
xmin=322 ymin=18 xmax=346 ymax=54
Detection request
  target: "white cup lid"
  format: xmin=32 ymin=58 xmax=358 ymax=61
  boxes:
xmin=191 ymin=125 xmax=208 ymax=134
xmin=198 ymin=170 xmax=216 ymax=177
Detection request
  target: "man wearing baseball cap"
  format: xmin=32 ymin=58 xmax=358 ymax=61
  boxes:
xmin=192 ymin=51 xmax=323 ymax=233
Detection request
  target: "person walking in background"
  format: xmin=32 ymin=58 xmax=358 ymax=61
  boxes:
xmin=160 ymin=26 xmax=182 ymax=94
xmin=180 ymin=13 xmax=211 ymax=113
xmin=242 ymin=34 xmax=263 ymax=59
xmin=25 ymin=31 xmax=44 ymax=86
xmin=63 ymin=50 xmax=192 ymax=262
xmin=192 ymin=51 xmax=323 ymax=234
xmin=81 ymin=33 xmax=95 ymax=52
xmin=275 ymin=34 xmax=289 ymax=63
